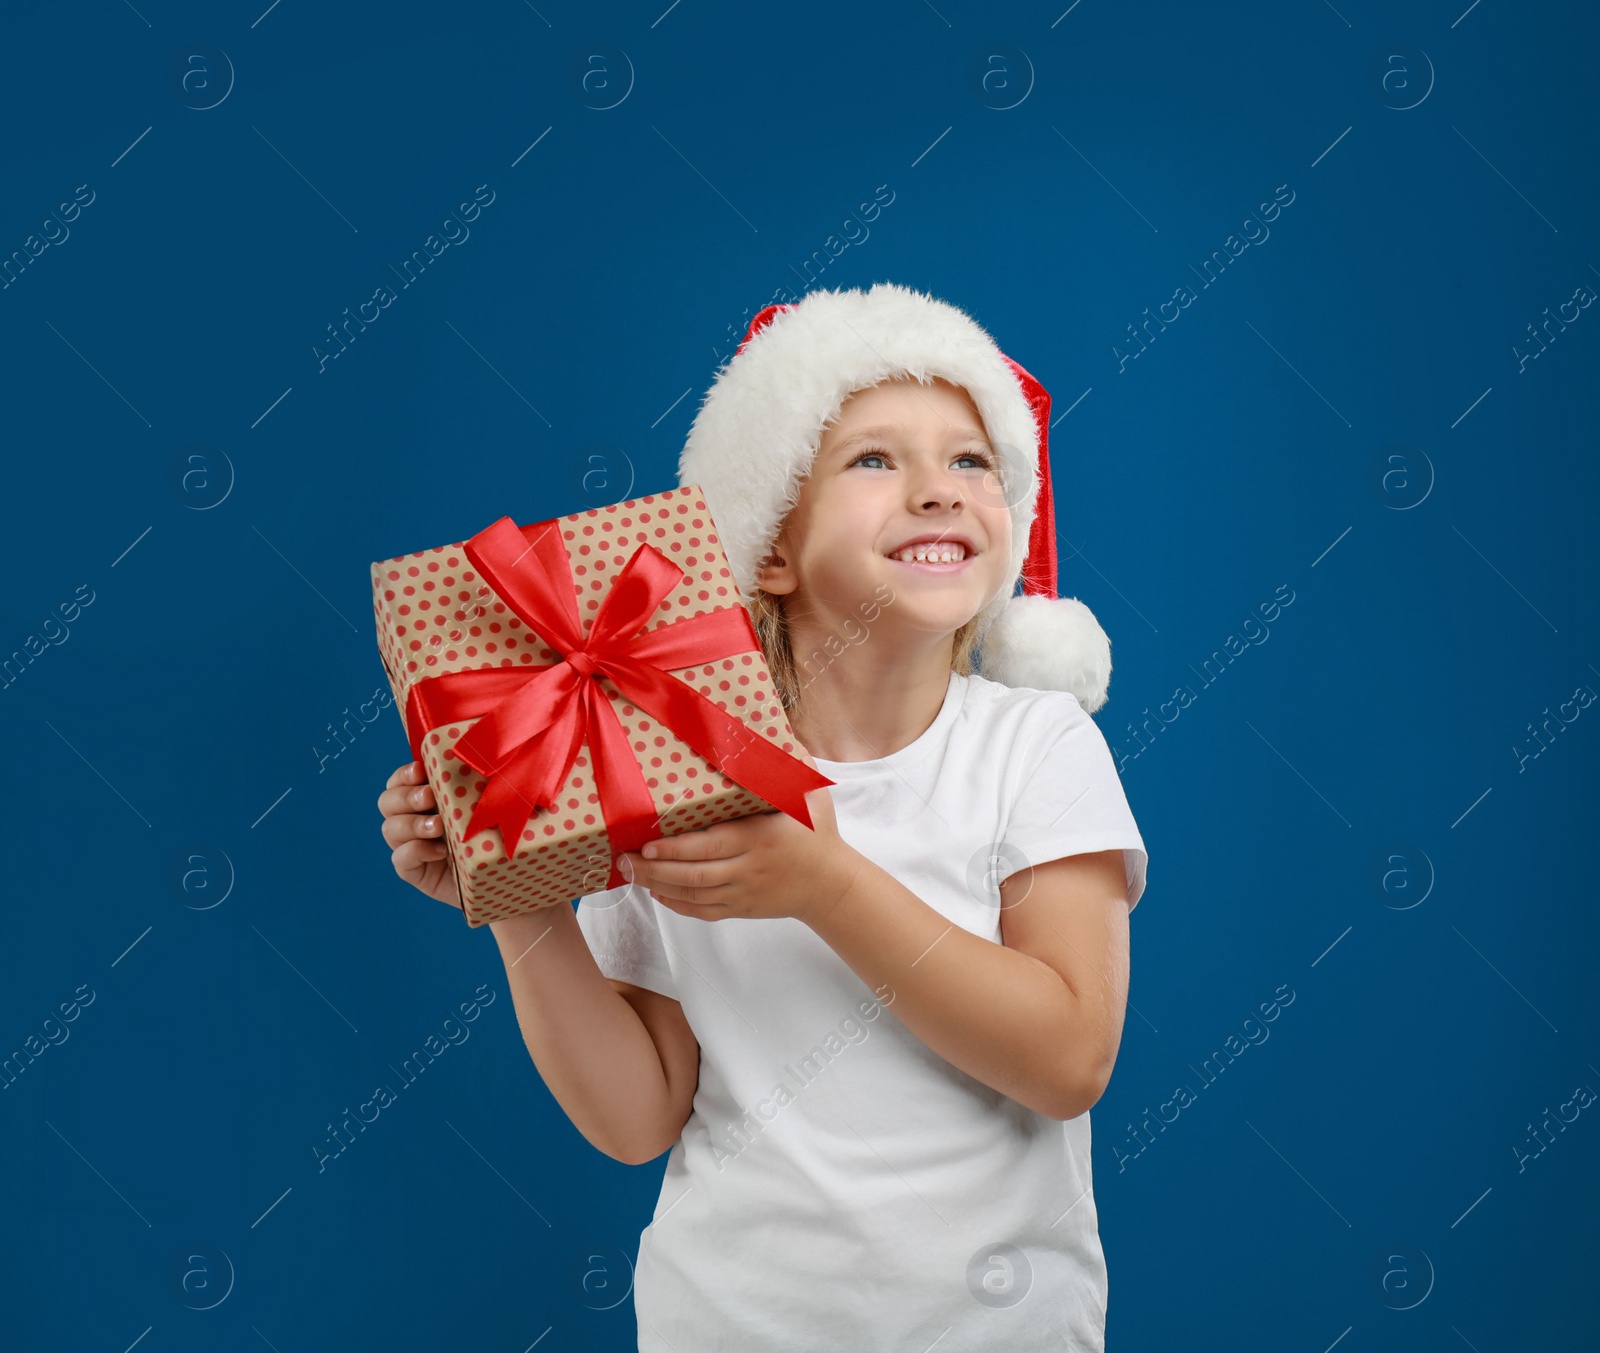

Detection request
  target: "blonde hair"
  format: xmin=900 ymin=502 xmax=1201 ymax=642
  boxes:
xmin=748 ymin=577 xmax=986 ymax=716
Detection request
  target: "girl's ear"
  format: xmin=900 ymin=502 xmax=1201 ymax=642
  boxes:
xmin=754 ymin=540 xmax=799 ymax=597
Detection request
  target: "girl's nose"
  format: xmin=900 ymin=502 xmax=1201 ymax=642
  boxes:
xmin=910 ymin=461 xmax=965 ymax=511
xmin=916 ymin=480 xmax=964 ymax=511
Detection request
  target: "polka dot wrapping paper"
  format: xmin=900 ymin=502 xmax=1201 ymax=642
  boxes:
xmin=369 ymin=484 xmax=832 ymax=927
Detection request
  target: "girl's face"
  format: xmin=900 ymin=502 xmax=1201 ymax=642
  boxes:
xmin=756 ymin=377 xmax=1013 ymax=647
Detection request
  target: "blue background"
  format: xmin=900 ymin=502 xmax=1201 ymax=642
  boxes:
xmin=2 ymin=0 xmax=1596 ymax=1348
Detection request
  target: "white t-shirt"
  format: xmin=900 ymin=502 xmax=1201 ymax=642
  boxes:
xmin=575 ymin=670 xmax=1149 ymax=1352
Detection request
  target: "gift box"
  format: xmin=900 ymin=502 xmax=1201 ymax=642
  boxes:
xmin=370 ymin=484 xmax=834 ymax=927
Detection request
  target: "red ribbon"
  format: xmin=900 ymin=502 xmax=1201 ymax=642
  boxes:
xmin=400 ymin=515 xmax=834 ymax=891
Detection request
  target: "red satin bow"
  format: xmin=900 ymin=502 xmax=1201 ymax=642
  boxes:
xmin=401 ymin=515 xmax=833 ymax=890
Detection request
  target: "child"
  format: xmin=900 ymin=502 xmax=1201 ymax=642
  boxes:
xmin=379 ymin=282 xmax=1148 ymax=1351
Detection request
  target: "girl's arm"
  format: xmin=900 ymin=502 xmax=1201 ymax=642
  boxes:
xmin=613 ymin=788 xmax=1128 ymax=1122
xmin=804 ymin=848 xmax=1131 ymax=1121
xmin=490 ymin=906 xmax=700 ymax=1164
xmin=380 ymin=760 xmax=697 ymax=1164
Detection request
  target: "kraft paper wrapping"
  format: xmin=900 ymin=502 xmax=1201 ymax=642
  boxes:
xmin=370 ymin=484 xmax=817 ymax=927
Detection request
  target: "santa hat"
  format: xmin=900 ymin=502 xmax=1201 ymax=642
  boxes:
xmin=677 ymin=281 xmax=1113 ymax=713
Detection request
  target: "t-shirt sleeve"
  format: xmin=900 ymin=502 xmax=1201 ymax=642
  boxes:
xmin=574 ymin=883 xmax=681 ymax=1000
xmin=998 ymin=694 xmax=1150 ymax=912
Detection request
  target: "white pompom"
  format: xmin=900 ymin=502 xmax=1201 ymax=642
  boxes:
xmin=980 ymin=594 xmax=1113 ymax=712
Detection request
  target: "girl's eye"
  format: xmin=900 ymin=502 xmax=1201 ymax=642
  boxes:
xmin=847 ymin=448 xmax=995 ymax=470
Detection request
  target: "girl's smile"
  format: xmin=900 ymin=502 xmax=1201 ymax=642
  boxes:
xmin=885 ymin=532 xmax=978 ymax=573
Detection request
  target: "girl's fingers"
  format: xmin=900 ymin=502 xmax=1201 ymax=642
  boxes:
xmin=385 ymin=761 xmax=424 ymax=790
xmin=641 ymin=823 xmax=743 ymax=862
xmin=381 ymin=812 xmax=444 ymax=847
xmin=377 ymin=780 xmax=437 ymax=818
xmin=626 ymin=854 xmax=734 ymax=890
xmin=392 ymin=837 xmax=449 ymax=874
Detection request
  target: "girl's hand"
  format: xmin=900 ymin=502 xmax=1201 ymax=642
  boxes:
xmin=617 ymin=783 xmax=861 ymax=928
xmin=377 ymin=761 xmax=461 ymax=909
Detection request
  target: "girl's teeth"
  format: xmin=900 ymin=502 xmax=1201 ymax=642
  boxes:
xmin=895 ymin=544 xmax=965 ymax=563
